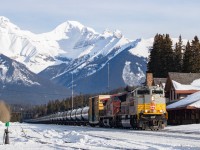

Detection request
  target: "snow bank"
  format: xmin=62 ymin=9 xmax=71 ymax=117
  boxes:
xmin=166 ymin=124 xmax=200 ymax=133
xmin=0 ymin=123 xmax=200 ymax=149
xmin=64 ymin=131 xmax=89 ymax=143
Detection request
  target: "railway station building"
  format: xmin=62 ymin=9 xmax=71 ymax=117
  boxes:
xmin=167 ymin=92 xmax=200 ymax=125
xmin=165 ymin=72 xmax=200 ymax=103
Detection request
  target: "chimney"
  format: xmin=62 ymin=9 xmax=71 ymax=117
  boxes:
xmin=146 ymin=72 xmax=153 ymax=86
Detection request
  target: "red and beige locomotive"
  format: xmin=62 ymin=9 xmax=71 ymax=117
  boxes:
xmin=27 ymin=86 xmax=167 ymax=130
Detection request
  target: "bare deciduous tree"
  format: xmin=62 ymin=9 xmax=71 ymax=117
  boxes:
xmin=0 ymin=100 xmax=10 ymax=123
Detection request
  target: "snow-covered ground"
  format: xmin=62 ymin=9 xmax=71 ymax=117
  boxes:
xmin=0 ymin=122 xmax=200 ymax=150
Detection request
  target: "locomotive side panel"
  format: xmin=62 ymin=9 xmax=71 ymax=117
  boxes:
xmin=89 ymin=95 xmax=110 ymax=126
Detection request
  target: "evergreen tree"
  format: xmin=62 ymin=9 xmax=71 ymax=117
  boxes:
xmin=174 ymin=35 xmax=183 ymax=72
xmin=183 ymin=41 xmax=192 ymax=72
xmin=160 ymin=34 xmax=174 ymax=77
xmin=148 ymin=34 xmax=174 ymax=77
xmin=47 ymin=101 xmax=54 ymax=114
xmin=54 ymin=99 xmax=61 ymax=112
xmin=147 ymin=34 xmax=163 ymax=77
xmin=60 ymin=100 xmax=67 ymax=111
xmin=191 ymin=36 xmax=200 ymax=72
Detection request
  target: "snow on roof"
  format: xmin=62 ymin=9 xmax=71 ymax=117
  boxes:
xmin=190 ymin=100 xmax=200 ymax=108
xmin=172 ymin=79 xmax=200 ymax=90
xmin=153 ymin=78 xmax=166 ymax=88
xmin=162 ymin=83 xmax=166 ymax=88
xmin=167 ymin=91 xmax=200 ymax=109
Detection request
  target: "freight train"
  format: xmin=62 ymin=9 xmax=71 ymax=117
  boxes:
xmin=26 ymin=86 xmax=167 ymax=130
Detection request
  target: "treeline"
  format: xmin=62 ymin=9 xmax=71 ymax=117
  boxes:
xmin=25 ymin=86 xmax=132 ymax=119
xmin=25 ymin=94 xmax=91 ymax=119
xmin=148 ymin=34 xmax=200 ymax=77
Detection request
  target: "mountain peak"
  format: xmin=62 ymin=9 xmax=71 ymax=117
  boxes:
xmin=0 ymin=16 xmax=20 ymax=31
xmin=66 ymin=20 xmax=84 ymax=29
xmin=113 ymin=30 xmax=123 ymax=38
xmin=0 ymin=16 xmax=10 ymax=24
xmin=102 ymin=29 xmax=123 ymax=39
xmin=54 ymin=20 xmax=96 ymax=35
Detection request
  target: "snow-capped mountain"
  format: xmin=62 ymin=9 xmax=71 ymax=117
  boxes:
xmin=0 ymin=54 xmax=71 ymax=104
xmin=39 ymin=38 xmax=151 ymax=93
xmin=0 ymin=16 xmax=153 ymax=94
xmin=0 ymin=16 xmax=144 ymax=73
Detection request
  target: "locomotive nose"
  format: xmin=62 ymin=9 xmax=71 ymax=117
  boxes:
xmin=150 ymin=101 xmax=156 ymax=112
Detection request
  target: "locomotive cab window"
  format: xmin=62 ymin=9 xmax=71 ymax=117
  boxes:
xmin=137 ymin=90 xmax=150 ymax=95
xmin=152 ymin=90 xmax=163 ymax=94
xmin=117 ymin=94 xmax=127 ymax=102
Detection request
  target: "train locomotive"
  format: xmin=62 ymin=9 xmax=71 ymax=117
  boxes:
xmin=26 ymin=86 xmax=167 ymax=130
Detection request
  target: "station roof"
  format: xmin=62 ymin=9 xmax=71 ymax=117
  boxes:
xmin=168 ymin=72 xmax=200 ymax=85
xmin=165 ymin=72 xmax=200 ymax=93
xmin=167 ymin=91 xmax=200 ymax=110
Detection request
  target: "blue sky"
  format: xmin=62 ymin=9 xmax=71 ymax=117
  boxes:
xmin=0 ymin=0 xmax=200 ymax=40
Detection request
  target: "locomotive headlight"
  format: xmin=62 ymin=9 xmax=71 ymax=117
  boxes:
xmin=151 ymin=96 xmax=155 ymax=101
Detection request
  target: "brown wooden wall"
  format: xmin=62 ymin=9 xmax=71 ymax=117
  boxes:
xmin=168 ymin=109 xmax=200 ymax=125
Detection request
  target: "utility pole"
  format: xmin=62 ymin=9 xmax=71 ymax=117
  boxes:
xmin=72 ymin=72 xmax=74 ymax=110
xmin=108 ymin=62 xmax=110 ymax=93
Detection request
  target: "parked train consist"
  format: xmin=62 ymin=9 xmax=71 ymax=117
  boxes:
xmin=26 ymin=86 xmax=167 ymax=130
